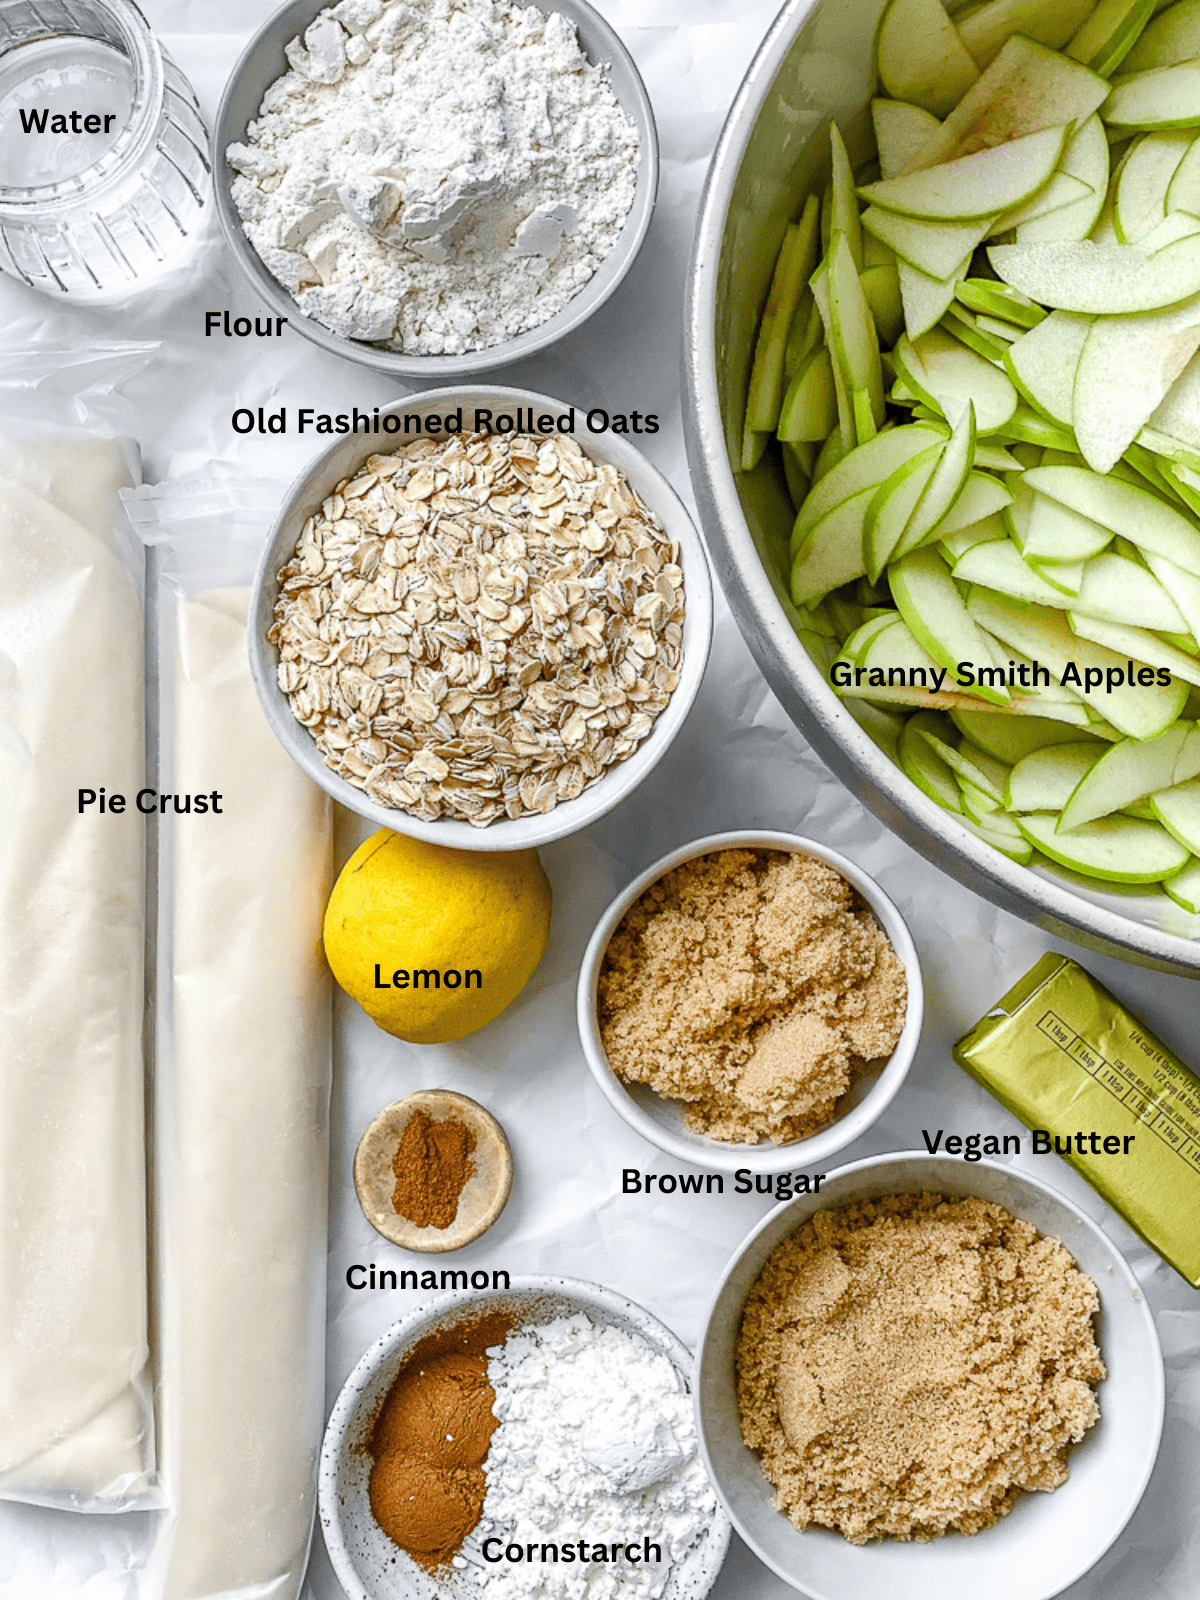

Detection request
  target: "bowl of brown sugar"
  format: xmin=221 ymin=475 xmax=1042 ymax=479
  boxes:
xmin=577 ymin=832 xmax=923 ymax=1174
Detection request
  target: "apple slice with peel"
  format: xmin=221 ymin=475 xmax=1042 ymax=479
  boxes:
xmin=990 ymin=230 xmax=1200 ymax=312
xmin=1072 ymin=292 xmax=1200 ymax=472
xmin=952 ymin=708 xmax=1101 ymax=763
xmin=864 ymin=446 xmax=944 ymax=580
xmin=936 ymin=472 xmax=1013 ymax=536
xmin=917 ymin=731 xmax=1011 ymax=802
xmin=967 ymin=590 xmax=1189 ymax=736
xmin=1004 ymin=310 xmax=1092 ymax=424
xmin=1005 ymin=741 xmax=1101 ymax=810
xmin=1030 ymin=557 xmax=1084 ymax=595
xmin=960 ymin=779 xmax=1002 ymax=819
xmin=1022 ymin=492 xmax=1112 ymax=561
xmin=876 ymin=0 xmax=979 ymax=118
xmin=778 ymin=346 xmax=838 ymax=443
xmin=1060 ymin=722 xmax=1200 ymax=828
xmin=1068 ymin=612 xmax=1200 ymax=685
xmin=899 ymin=259 xmax=968 ymax=339
xmin=1114 ymin=131 xmax=1193 ymax=242
xmin=1123 ymin=0 xmax=1200 ymax=72
xmin=873 ymin=98 xmax=941 ymax=177
xmin=1147 ymin=344 xmax=1200 ymax=449
xmin=843 ymin=611 xmax=903 ymax=667
xmin=784 ymin=295 xmax=823 ymax=382
xmin=861 ymin=207 xmax=994 ymax=281
xmin=828 ymin=231 xmax=886 ymax=444
xmin=810 ymin=261 xmax=855 ymax=450
xmin=959 ymin=806 xmax=1035 ymax=859
xmin=1015 ymin=811 xmax=1190 ymax=880
xmin=958 ymin=0 xmax=1098 ymax=70
xmin=943 ymin=303 xmax=1018 ymax=362
xmin=892 ymin=546 xmax=1011 ymax=704
xmin=829 ymin=124 xmax=864 ymax=271
xmin=792 ymin=483 xmax=875 ymax=605
xmin=860 ymin=124 xmax=1070 ymax=221
xmin=894 ymin=329 xmax=1018 ymax=433
xmin=1104 ymin=62 xmax=1200 ymax=130
xmin=781 ymin=442 xmax=811 ymax=508
xmin=941 ymin=511 xmax=1009 ymax=561
xmin=1017 ymin=115 xmax=1110 ymax=243
xmin=995 ymin=171 xmax=1095 ymax=234
xmin=860 ymin=263 xmax=904 ymax=346
xmin=956 ymin=542 xmax=1187 ymax=629
xmin=1164 ymin=857 xmax=1200 ymax=913
xmin=1152 ymin=776 xmax=1200 ymax=851
xmin=956 ymin=278 xmax=1044 ymax=328
xmin=905 ymin=38 xmax=1108 ymax=170
xmin=900 ymin=712 xmax=965 ymax=810
xmin=792 ymin=420 xmax=947 ymax=548
xmin=893 ymin=402 xmax=977 ymax=558
xmin=1143 ymin=550 xmax=1200 ymax=638
xmin=1067 ymin=0 xmax=1157 ymax=77
xmin=1165 ymin=136 xmax=1200 ymax=216
xmin=1024 ymin=463 xmax=1200 ymax=574
xmin=745 ymin=201 xmax=821 ymax=432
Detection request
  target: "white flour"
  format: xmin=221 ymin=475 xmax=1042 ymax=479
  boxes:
xmin=465 ymin=1313 xmax=716 ymax=1600
xmin=228 ymin=0 xmax=639 ymax=354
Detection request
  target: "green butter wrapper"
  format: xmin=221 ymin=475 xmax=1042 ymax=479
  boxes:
xmin=954 ymin=952 xmax=1200 ymax=1287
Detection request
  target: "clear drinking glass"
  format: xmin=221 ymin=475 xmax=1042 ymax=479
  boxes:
xmin=0 ymin=0 xmax=209 ymax=297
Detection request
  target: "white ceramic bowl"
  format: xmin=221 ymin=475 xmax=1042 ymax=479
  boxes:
xmin=318 ymin=1274 xmax=731 ymax=1600
xmin=213 ymin=0 xmax=658 ymax=377
xmin=696 ymin=1152 xmax=1165 ymax=1600
xmin=248 ymin=386 xmax=713 ymax=849
xmin=577 ymin=831 xmax=923 ymax=1174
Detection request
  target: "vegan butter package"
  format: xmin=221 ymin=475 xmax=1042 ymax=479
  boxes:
xmin=955 ymin=953 xmax=1200 ymax=1287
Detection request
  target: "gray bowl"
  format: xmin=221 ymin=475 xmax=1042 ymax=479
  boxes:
xmin=696 ymin=1152 xmax=1164 ymax=1600
xmin=683 ymin=0 xmax=1200 ymax=975
xmin=247 ymin=386 xmax=713 ymax=849
xmin=213 ymin=0 xmax=658 ymax=376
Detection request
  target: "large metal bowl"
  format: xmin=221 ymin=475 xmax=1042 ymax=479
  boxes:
xmin=684 ymin=0 xmax=1200 ymax=976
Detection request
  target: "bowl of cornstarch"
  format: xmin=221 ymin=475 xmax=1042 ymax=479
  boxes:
xmin=318 ymin=1275 xmax=731 ymax=1600
xmin=213 ymin=0 xmax=658 ymax=375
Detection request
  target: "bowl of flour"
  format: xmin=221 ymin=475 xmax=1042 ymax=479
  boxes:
xmin=319 ymin=1275 xmax=731 ymax=1600
xmin=214 ymin=0 xmax=657 ymax=373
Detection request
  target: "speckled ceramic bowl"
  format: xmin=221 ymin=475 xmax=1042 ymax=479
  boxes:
xmin=318 ymin=1275 xmax=731 ymax=1600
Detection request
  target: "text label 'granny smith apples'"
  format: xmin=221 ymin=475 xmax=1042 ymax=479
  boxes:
xmin=741 ymin=0 xmax=1200 ymax=899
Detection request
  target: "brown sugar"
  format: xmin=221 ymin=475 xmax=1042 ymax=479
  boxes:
xmin=368 ymin=1311 xmax=513 ymax=1567
xmin=736 ymin=1194 xmax=1104 ymax=1544
xmin=391 ymin=1109 xmax=476 ymax=1229
xmin=597 ymin=848 xmax=907 ymax=1144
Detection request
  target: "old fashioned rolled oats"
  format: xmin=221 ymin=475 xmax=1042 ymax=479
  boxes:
xmin=268 ymin=432 xmax=686 ymax=826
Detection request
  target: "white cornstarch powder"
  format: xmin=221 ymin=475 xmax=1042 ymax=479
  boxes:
xmin=228 ymin=0 xmax=640 ymax=355
xmin=466 ymin=1313 xmax=716 ymax=1600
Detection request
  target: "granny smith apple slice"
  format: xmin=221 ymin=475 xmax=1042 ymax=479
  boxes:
xmin=792 ymin=484 xmax=874 ymax=606
xmin=997 ymin=405 xmax=1079 ymax=450
xmin=873 ymin=97 xmax=941 ymax=178
xmin=941 ymin=511 xmax=1010 ymax=560
xmin=956 ymin=278 xmax=1045 ymax=327
xmin=846 ymin=696 xmax=906 ymax=761
xmin=1004 ymin=311 xmax=1092 ymax=423
xmin=829 ymin=123 xmax=864 ymax=271
xmin=1146 ymin=343 xmax=1200 ymax=449
xmin=876 ymin=0 xmax=979 ymax=117
xmin=864 ymin=445 xmax=944 ymax=580
xmin=1072 ymin=292 xmax=1200 ymax=472
xmin=863 ymin=229 xmax=897 ymax=270
xmin=782 ymin=442 xmax=813 ymax=509
xmin=828 ymin=231 xmax=887 ymax=444
xmin=1016 ymin=115 xmax=1111 ymax=243
xmin=937 ymin=472 xmax=1013 ymax=535
xmin=1024 ymin=462 xmax=1200 ymax=572
xmin=1068 ymin=612 xmax=1200 ymax=684
xmin=1104 ymin=62 xmax=1200 ymax=130
xmin=899 ymin=259 xmax=968 ymax=339
xmin=1029 ymin=557 xmax=1085 ymax=596
xmin=1136 ymin=425 xmax=1200 ymax=474
xmin=894 ymin=329 xmax=1018 ymax=433
xmin=1016 ymin=809 xmax=1190 ymax=878
xmin=1067 ymin=0 xmax=1156 ymax=76
xmin=844 ymin=611 xmax=904 ymax=666
xmin=968 ymin=589 xmax=1190 ymax=734
xmin=900 ymin=711 xmax=966 ymax=809
xmin=810 ymin=260 xmax=855 ymax=451
xmin=990 ymin=228 xmax=1200 ymax=311
xmin=958 ymin=541 xmax=1188 ymax=628
xmin=960 ymin=778 xmax=1003 ymax=818
xmin=919 ymin=731 xmax=1011 ymax=801
xmin=954 ymin=708 xmax=1102 ymax=761
xmin=1164 ymin=855 xmax=1200 ymax=911
xmin=893 ymin=402 xmax=978 ymax=557
xmin=905 ymin=38 xmax=1108 ymax=169
xmin=975 ymin=315 xmax=1025 ymax=343
xmin=745 ymin=206 xmax=821 ymax=432
xmin=1023 ymin=492 xmax=1112 ymax=561
xmin=857 ymin=615 xmax=946 ymax=685
xmin=1060 ymin=721 xmax=1200 ymax=827
xmin=1123 ymin=0 xmax=1200 ymax=71
xmin=959 ymin=807 xmax=1036 ymax=859
xmin=792 ymin=420 xmax=948 ymax=548
xmin=741 ymin=423 xmax=769 ymax=472
xmin=860 ymin=124 xmax=1070 ymax=221
xmin=1153 ymin=775 xmax=1200 ymax=850
xmin=783 ymin=290 xmax=823 ymax=382
xmin=942 ymin=303 xmax=1012 ymax=362
xmin=860 ymin=262 xmax=904 ymax=345
xmin=957 ymin=0 xmax=1098 ymax=69
xmin=861 ymin=207 xmax=995 ymax=280
xmin=996 ymin=171 xmax=1095 ymax=235
xmin=1006 ymin=741 xmax=1101 ymax=809
xmin=1143 ymin=549 xmax=1200 ymax=637
xmin=892 ymin=545 xmax=1012 ymax=703
xmin=1113 ymin=130 xmax=1192 ymax=241
xmin=778 ymin=346 xmax=838 ymax=443
xmin=812 ymin=427 xmax=847 ymax=483
xmin=972 ymin=444 xmax=1024 ymax=472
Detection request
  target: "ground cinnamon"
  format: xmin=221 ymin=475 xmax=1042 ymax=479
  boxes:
xmin=391 ymin=1109 xmax=476 ymax=1228
xmin=368 ymin=1311 xmax=513 ymax=1568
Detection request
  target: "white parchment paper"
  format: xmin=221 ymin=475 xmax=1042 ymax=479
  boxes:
xmin=0 ymin=3 xmax=1196 ymax=1597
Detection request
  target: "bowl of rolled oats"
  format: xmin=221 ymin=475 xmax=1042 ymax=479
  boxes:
xmin=249 ymin=387 xmax=713 ymax=846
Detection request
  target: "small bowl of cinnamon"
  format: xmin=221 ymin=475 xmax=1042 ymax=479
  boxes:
xmin=354 ymin=1090 xmax=512 ymax=1253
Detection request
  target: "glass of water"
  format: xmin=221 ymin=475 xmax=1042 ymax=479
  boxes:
xmin=0 ymin=0 xmax=209 ymax=298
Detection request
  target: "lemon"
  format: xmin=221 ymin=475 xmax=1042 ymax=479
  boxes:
xmin=323 ymin=829 xmax=552 ymax=1043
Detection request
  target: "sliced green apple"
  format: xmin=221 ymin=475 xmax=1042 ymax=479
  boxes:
xmin=1017 ymin=114 xmax=1111 ymax=242
xmin=860 ymin=124 xmax=1070 ymax=221
xmin=990 ymin=231 xmax=1200 ymax=311
xmin=1103 ymin=62 xmax=1200 ymax=129
xmin=1068 ymin=611 xmax=1200 ymax=684
xmin=861 ymin=206 xmax=994 ymax=280
xmin=1004 ymin=310 xmax=1092 ymax=423
xmin=941 ymin=510 xmax=1010 ymax=560
xmin=942 ymin=303 xmax=1012 ymax=362
xmin=958 ymin=0 xmax=1099 ymax=69
xmin=1015 ymin=810 xmax=1190 ymax=879
xmin=893 ymin=401 xmax=978 ymax=557
xmin=954 ymin=707 xmax=1102 ymax=761
xmin=875 ymin=0 xmax=980 ymax=118
xmin=959 ymin=807 xmax=1036 ymax=859
xmin=956 ymin=278 xmax=1045 ymax=327
xmin=860 ymin=262 xmax=905 ymax=345
xmin=1113 ymin=130 xmax=1192 ymax=241
xmin=1164 ymin=856 xmax=1200 ymax=912
xmin=873 ymin=97 xmax=942 ymax=179
xmin=745 ymin=205 xmax=821 ymax=432
xmin=938 ymin=471 xmax=1014 ymax=534
xmin=863 ymin=445 xmax=944 ymax=580
xmin=1067 ymin=0 xmax=1156 ymax=77
xmin=778 ymin=346 xmax=838 ymax=443
xmin=917 ymin=730 xmax=1011 ymax=801
xmin=899 ymin=259 xmax=968 ymax=338
xmin=810 ymin=259 xmax=855 ymax=450
xmin=1072 ymin=292 xmax=1200 ymax=472
xmin=996 ymin=170 xmax=1095 ymax=234
xmin=1006 ymin=741 xmax=1102 ymax=809
xmin=781 ymin=441 xmax=811 ymax=508
xmin=1143 ymin=549 xmax=1200 ymax=637
xmin=829 ymin=123 xmax=865 ymax=271
xmin=892 ymin=545 xmax=1011 ymax=703
xmin=741 ymin=422 xmax=769 ymax=472
xmin=957 ymin=541 xmax=1187 ymax=629
xmin=1024 ymin=462 xmax=1200 ymax=573
xmin=1060 ymin=721 xmax=1200 ymax=827
xmin=900 ymin=710 xmax=965 ymax=809
xmin=1122 ymin=0 xmax=1200 ymax=71
xmin=1152 ymin=775 xmax=1200 ymax=850
xmin=1023 ymin=491 xmax=1112 ymax=561
xmin=894 ymin=328 xmax=1019 ymax=433
xmin=792 ymin=484 xmax=874 ymax=605
xmin=783 ymin=292 xmax=823 ymax=381
xmin=792 ymin=420 xmax=948 ymax=548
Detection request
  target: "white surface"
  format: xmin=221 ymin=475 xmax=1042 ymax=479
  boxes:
xmin=0 ymin=2 xmax=1197 ymax=1598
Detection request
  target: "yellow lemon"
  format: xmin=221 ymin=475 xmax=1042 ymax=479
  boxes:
xmin=323 ymin=828 xmax=552 ymax=1044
